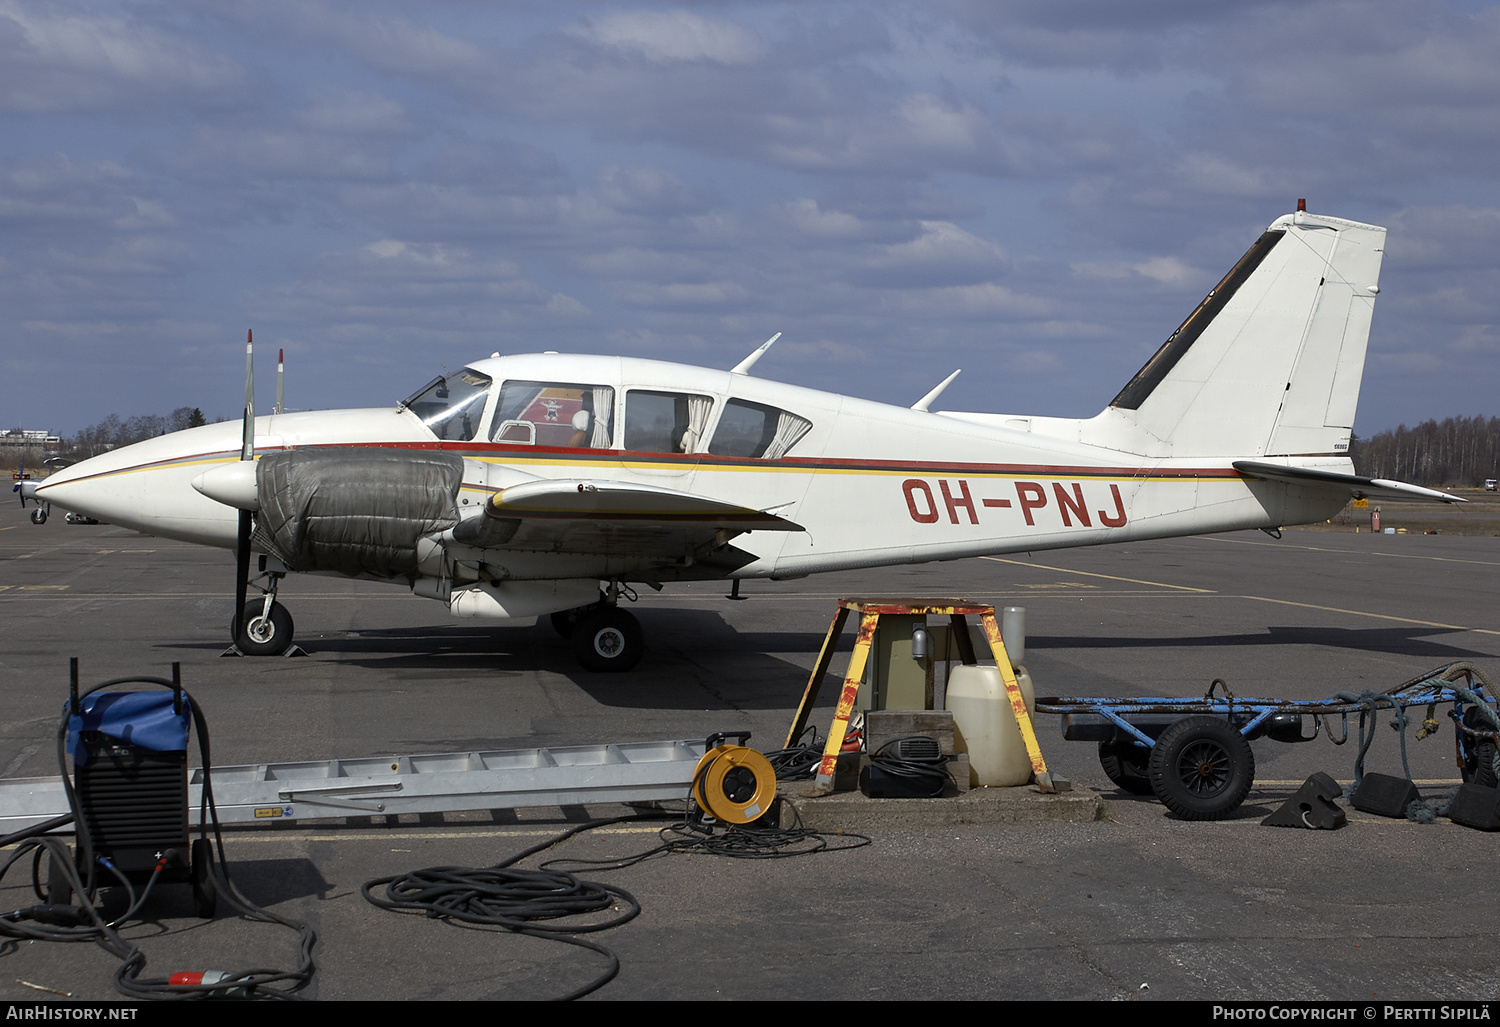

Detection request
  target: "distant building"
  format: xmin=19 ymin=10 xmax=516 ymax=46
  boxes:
xmin=1 ymin=428 xmax=62 ymax=448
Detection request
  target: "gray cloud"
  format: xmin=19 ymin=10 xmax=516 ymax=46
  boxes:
xmin=0 ymin=0 xmax=251 ymax=115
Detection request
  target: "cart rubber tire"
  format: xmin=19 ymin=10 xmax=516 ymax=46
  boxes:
xmin=1148 ymin=716 xmax=1255 ymax=821
xmin=1098 ymin=740 xmax=1153 ymax=795
xmin=1460 ymin=706 xmax=1498 ymax=787
xmin=191 ymin=838 xmax=217 ymax=919
xmin=1469 ymin=741 xmax=1499 ymax=788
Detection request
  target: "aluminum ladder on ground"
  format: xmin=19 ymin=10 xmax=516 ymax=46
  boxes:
xmin=0 ymin=738 xmax=707 ymax=834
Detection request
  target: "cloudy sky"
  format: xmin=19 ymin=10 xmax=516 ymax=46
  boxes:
xmin=4 ymin=0 xmax=1499 ymax=438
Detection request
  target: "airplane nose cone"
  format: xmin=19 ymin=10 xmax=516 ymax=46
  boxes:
xmin=33 ymin=467 xmax=104 ymax=514
xmin=192 ymin=462 xmax=259 ymax=510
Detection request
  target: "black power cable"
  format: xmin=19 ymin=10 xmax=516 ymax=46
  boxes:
xmin=864 ymin=735 xmax=951 ymax=797
xmin=762 ymin=726 xmax=824 ymax=781
xmin=362 ymin=812 xmax=672 ymax=1001
xmin=362 ymin=801 xmax=871 ymax=1000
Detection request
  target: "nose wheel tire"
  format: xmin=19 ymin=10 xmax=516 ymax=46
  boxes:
xmin=1148 ymin=716 xmax=1255 ymax=821
xmin=235 ymin=602 xmax=295 ymax=656
xmin=571 ymin=608 xmax=644 ymax=673
xmin=29 ymin=508 xmax=46 ymax=524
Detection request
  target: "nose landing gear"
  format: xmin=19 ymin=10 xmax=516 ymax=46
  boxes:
xmin=225 ymin=559 xmax=304 ymax=658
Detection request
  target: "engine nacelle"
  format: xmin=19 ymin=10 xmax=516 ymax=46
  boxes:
xmin=252 ymin=448 xmax=463 ymax=578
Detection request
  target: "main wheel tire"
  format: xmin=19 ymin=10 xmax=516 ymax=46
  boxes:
xmin=550 ymin=609 xmax=578 ymax=638
xmin=571 ymin=608 xmax=644 ymax=673
xmin=551 ymin=593 xmax=608 ymax=638
xmin=235 ymin=602 xmax=294 ymax=656
xmin=1148 ymin=716 xmax=1255 ymax=821
xmin=190 ymin=838 xmax=217 ymax=919
xmin=1098 ymin=740 xmax=1153 ymax=795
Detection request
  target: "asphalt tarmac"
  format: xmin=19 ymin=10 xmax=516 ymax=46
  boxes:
xmin=2 ymin=500 xmax=1499 ymax=1002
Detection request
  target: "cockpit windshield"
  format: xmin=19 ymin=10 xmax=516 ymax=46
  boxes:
xmin=401 ymin=369 xmax=493 ymax=442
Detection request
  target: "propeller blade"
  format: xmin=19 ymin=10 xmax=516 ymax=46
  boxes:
xmin=235 ymin=329 xmax=255 ymax=650
xmin=242 ymin=329 xmax=254 ymax=462
xmin=234 ymin=509 xmax=251 ymax=649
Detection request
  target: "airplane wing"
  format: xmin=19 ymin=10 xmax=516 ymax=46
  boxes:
xmin=448 ymin=478 xmax=804 ymax=559
xmin=1233 ymin=461 xmax=1466 ymax=504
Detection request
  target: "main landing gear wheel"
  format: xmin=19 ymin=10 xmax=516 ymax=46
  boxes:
xmin=235 ymin=602 xmax=295 ymax=656
xmin=572 ymin=607 xmax=643 ymax=673
xmin=1147 ymin=716 xmax=1255 ymax=821
xmin=551 ymin=592 xmax=610 ymax=638
xmin=1098 ymin=740 xmax=1153 ymax=795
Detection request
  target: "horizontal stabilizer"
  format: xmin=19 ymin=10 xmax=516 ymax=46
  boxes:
xmin=1233 ymin=461 xmax=1466 ymax=505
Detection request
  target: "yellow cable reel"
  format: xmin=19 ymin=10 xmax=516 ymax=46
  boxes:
xmin=692 ymin=733 xmax=776 ymax=825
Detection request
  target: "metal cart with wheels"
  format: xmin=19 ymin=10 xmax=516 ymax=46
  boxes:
xmin=1036 ymin=662 xmax=1498 ymax=820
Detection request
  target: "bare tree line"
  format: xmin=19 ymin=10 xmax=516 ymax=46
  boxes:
xmin=70 ymin=408 xmax=209 ymax=458
xmin=1351 ymin=415 xmax=1500 ymax=486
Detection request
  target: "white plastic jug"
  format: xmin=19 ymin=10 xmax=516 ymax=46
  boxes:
xmin=946 ymin=664 xmax=1036 ymax=787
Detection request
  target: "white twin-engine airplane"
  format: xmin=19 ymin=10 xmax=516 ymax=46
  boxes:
xmin=36 ymin=207 xmax=1461 ymax=671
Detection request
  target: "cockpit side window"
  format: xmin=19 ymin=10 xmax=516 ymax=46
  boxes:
xmin=403 ymin=369 xmax=492 ymax=442
xmin=708 ymin=399 xmax=812 ymax=459
xmin=492 ymin=381 xmax=615 ymax=447
xmin=624 ymin=390 xmax=714 ymax=454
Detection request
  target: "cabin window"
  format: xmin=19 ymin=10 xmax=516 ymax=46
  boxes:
xmin=492 ymin=381 xmax=615 ymax=447
xmin=403 ymin=369 xmax=493 ymax=442
xmin=624 ymin=390 xmax=714 ymax=454
xmin=708 ymin=399 xmax=812 ymax=459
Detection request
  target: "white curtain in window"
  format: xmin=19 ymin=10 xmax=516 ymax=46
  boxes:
xmin=680 ymin=394 xmax=714 ymax=453
xmin=763 ymin=411 xmax=811 ymax=459
xmin=590 ymin=387 xmax=614 ymax=448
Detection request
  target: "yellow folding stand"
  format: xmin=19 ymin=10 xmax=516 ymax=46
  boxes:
xmin=787 ymin=598 xmax=1057 ymax=796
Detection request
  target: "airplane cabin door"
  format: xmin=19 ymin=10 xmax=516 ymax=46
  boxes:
xmin=620 ymin=389 xmax=712 ymax=490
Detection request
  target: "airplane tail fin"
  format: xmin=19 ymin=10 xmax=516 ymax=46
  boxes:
xmin=1096 ymin=209 xmax=1386 ymax=459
